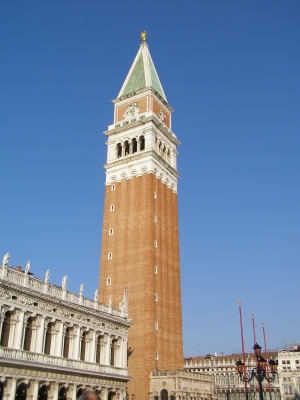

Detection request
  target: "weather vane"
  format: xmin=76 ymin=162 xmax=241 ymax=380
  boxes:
xmin=140 ymin=31 xmax=147 ymax=42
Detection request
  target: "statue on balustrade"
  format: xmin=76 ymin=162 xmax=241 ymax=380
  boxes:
xmin=62 ymin=275 xmax=68 ymax=289
xmin=2 ymin=253 xmax=10 ymax=267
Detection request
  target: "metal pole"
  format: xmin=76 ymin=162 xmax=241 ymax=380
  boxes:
xmin=258 ymin=370 xmax=264 ymax=400
xmin=262 ymin=323 xmax=272 ymax=400
xmin=238 ymin=300 xmax=249 ymax=400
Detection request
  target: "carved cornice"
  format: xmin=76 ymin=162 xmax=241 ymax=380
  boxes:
xmin=0 ymin=281 xmax=130 ymax=334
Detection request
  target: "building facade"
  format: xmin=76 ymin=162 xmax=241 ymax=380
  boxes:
xmin=99 ymin=34 xmax=183 ymax=399
xmin=150 ymin=370 xmax=214 ymax=400
xmin=278 ymin=347 xmax=300 ymax=400
xmin=0 ymin=262 xmax=130 ymax=400
xmin=185 ymin=353 xmax=281 ymax=400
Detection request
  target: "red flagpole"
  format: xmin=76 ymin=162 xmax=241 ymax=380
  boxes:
xmin=238 ymin=300 xmax=248 ymax=394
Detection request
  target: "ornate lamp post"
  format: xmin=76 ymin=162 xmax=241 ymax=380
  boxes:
xmin=236 ymin=343 xmax=278 ymax=400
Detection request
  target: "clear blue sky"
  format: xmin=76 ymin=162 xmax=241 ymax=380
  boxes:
xmin=1 ymin=1 xmax=299 ymax=357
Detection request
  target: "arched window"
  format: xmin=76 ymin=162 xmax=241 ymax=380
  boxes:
xmin=132 ymin=138 xmax=137 ymax=153
xmin=58 ymin=387 xmax=67 ymax=400
xmin=44 ymin=323 xmax=53 ymax=355
xmin=38 ymin=385 xmax=48 ymax=400
xmin=80 ymin=331 xmax=88 ymax=361
xmin=15 ymin=383 xmax=27 ymax=400
xmin=110 ymin=339 xmax=118 ymax=366
xmin=140 ymin=135 xmax=145 ymax=151
xmin=0 ymin=311 xmax=11 ymax=347
xmin=116 ymin=143 xmax=122 ymax=158
xmin=124 ymin=141 xmax=129 ymax=156
xmin=24 ymin=317 xmax=33 ymax=351
xmin=161 ymin=389 xmax=168 ymax=400
xmin=63 ymin=327 xmax=71 ymax=358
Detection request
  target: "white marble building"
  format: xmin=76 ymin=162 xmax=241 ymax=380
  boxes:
xmin=185 ymin=353 xmax=280 ymax=400
xmin=0 ymin=260 xmax=131 ymax=400
xmin=278 ymin=346 xmax=300 ymax=400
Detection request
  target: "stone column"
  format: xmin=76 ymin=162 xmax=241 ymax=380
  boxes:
xmin=36 ymin=316 xmax=46 ymax=353
xmin=32 ymin=380 xmax=39 ymax=400
xmin=122 ymin=338 xmax=128 ymax=369
xmin=8 ymin=378 xmax=17 ymax=400
xmin=51 ymin=383 xmax=59 ymax=400
xmin=69 ymin=385 xmax=77 ymax=400
xmin=89 ymin=331 xmax=96 ymax=363
xmin=74 ymin=327 xmax=81 ymax=360
xmin=105 ymin=335 xmax=111 ymax=365
xmin=129 ymin=141 xmax=133 ymax=155
xmin=101 ymin=389 xmax=108 ymax=400
xmin=137 ymin=139 xmax=141 ymax=152
xmin=56 ymin=321 xmax=64 ymax=357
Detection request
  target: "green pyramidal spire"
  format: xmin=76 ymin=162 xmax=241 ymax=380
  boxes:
xmin=118 ymin=37 xmax=167 ymax=101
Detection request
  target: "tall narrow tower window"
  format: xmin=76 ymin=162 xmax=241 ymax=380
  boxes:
xmin=154 ymin=266 xmax=158 ymax=274
xmin=109 ymin=228 xmax=113 ymax=235
xmin=154 ymin=215 xmax=157 ymax=223
xmin=154 ymin=240 xmax=157 ymax=248
xmin=116 ymin=143 xmax=122 ymax=158
xmin=108 ymin=252 xmax=112 ymax=260
xmin=155 ymin=321 xmax=158 ymax=330
xmin=139 ymin=135 xmax=145 ymax=151
xmin=155 ymin=352 xmax=159 ymax=361
xmin=132 ymin=138 xmax=137 ymax=153
xmin=154 ymin=293 xmax=158 ymax=302
xmin=154 ymin=191 xmax=157 ymax=199
xmin=107 ymin=278 xmax=111 ymax=285
xmin=110 ymin=205 xmax=114 ymax=211
xmin=111 ymin=184 xmax=116 ymax=191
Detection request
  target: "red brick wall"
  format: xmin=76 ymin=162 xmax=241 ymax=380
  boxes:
xmin=99 ymin=173 xmax=183 ymax=400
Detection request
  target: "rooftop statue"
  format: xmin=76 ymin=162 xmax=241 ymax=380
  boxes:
xmin=62 ymin=275 xmax=68 ymax=289
xmin=44 ymin=269 xmax=50 ymax=283
xmin=140 ymin=31 xmax=147 ymax=42
xmin=2 ymin=253 xmax=10 ymax=267
xmin=94 ymin=289 xmax=98 ymax=302
xmin=79 ymin=283 xmax=84 ymax=295
xmin=25 ymin=261 xmax=30 ymax=274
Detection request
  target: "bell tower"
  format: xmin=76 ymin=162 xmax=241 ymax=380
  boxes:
xmin=99 ymin=33 xmax=183 ymax=400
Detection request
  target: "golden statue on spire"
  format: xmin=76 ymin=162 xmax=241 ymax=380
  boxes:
xmin=140 ymin=31 xmax=147 ymax=42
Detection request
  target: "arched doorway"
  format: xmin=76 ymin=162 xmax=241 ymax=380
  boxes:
xmin=76 ymin=389 xmax=84 ymax=399
xmin=108 ymin=392 xmax=114 ymax=400
xmin=15 ymin=383 xmax=27 ymax=400
xmin=38 ymin=385 xmax=48 ymax=400
xmin=161 ymin=389 xmax=168 ymax=400
xmin=58 ymin=387 xmax=67 ymax=400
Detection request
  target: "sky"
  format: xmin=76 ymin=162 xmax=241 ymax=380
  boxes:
xmin=1 ymin=1 xmax=299 ymax=357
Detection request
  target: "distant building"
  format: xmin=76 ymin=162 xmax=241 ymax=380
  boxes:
xmin=0 ymin=263 xmax=130 ymax=400
xmin=278 ymin=345 xmax=300 ymax=400
xmin=150 ymin=370 xmax=214 ymax=400
xmin=184 ymin=353 xmax=281 ymax=400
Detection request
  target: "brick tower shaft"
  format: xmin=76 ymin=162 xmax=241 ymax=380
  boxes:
xmin=99 ymin=34 xmax=183 ymax=400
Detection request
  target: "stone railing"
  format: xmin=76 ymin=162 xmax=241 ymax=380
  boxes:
xmin=0 ymin=266 xmax=123 ymax=318
xmin=0 ymin=346 xmax=127 ymax=376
